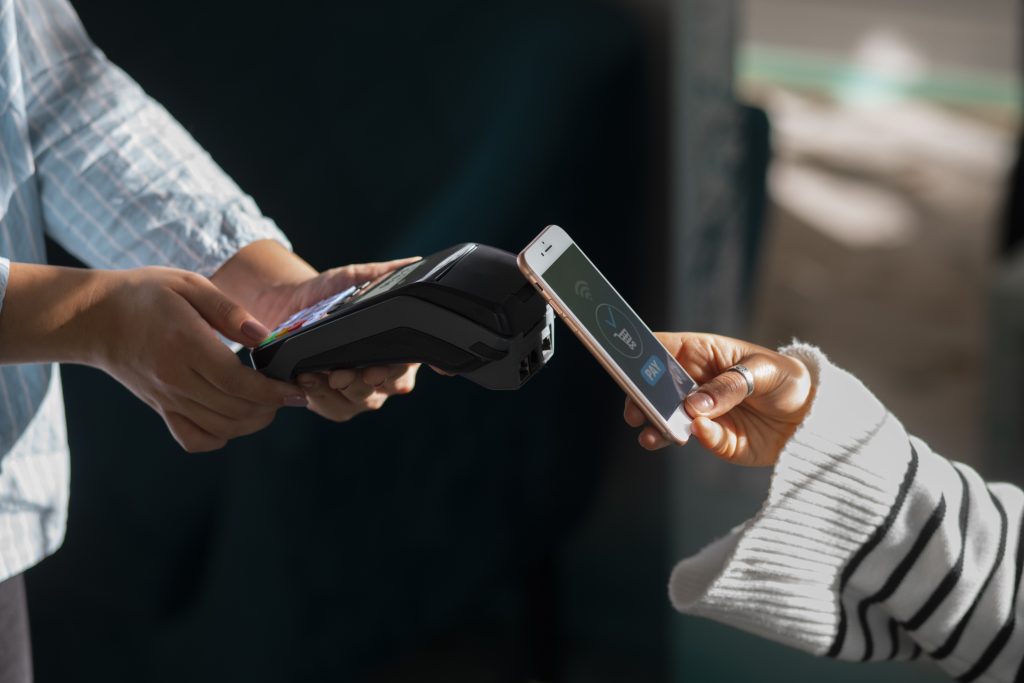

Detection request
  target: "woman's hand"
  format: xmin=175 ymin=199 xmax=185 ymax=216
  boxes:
xmin=623 ymin=333 xmax=814 ymax=467
xmin=245 ymin=255 xmax=423 ymax=423
xmin=83 ymin=267 xmax=308 ymax=452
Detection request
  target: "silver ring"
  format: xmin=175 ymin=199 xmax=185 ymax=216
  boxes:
xmin=727 ymin=364 xmax=755 ymax=397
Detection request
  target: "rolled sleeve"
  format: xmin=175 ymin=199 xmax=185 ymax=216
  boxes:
xmin=18 ymin=0 xmax=290 ymax=274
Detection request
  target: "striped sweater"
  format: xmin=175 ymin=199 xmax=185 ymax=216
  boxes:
xmin=670 ymin=343 xmax=1024 ymax=682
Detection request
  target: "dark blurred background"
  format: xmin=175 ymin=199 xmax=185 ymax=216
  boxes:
xmin=32 ymin=1 xmax=674 ymax=681
xmin=24 ymin=0 xmax=1023 ymax=681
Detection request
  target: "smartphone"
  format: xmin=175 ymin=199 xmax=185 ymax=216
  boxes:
xmin=518 ymin=225 xmax=695 ymax=443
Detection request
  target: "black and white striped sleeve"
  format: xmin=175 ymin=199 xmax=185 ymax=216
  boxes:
xmin=668 ymin=343 xmax=1024 ymax=682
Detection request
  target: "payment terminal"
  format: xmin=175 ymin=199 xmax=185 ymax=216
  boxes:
xmin=250 ymin=244 xmax=555 ymax=390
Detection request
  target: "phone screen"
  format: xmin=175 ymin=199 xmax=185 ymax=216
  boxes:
xmin=541 ymin=244 xmax=695 ymax=419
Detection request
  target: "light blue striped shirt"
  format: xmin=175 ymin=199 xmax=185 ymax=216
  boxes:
xmin=0 ymin=0 xmax=289 ymax=581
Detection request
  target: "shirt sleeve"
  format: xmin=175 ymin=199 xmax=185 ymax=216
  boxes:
xmin=669 ymin=343 xmax=1024 ymax=683
xmin=15 ymin=0 xmax=290 ymax=275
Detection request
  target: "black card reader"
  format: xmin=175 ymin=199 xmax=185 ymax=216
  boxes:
xmin=250 ymin=243 xmax=555 ymax=390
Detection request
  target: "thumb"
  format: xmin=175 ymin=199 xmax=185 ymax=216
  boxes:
xmin=180 ymin=276 xmax=270 ymax=346
xmin=683 ymin=353 xmax=776 ymax=420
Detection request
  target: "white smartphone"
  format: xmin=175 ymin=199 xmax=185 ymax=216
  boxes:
xmin=518 ymin=225 xmax=695 ymax=443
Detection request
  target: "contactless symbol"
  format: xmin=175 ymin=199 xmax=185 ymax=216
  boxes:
xmin=641 ymin=355 xmax=666 ymax=386
xmin=668 ymin=361 xmax=692 ymax=391
xmin=595 ymin=303 xmax=642 ymax=359
xmin=574 ymin=280 xmax=592 ymax=301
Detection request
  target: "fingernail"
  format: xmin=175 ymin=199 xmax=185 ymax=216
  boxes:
xmin=687 ymin=392 xmax=714 ymax=414
xmin=284 ymin=395 xmax=308 ymax=407
xmin=242 ymin=319 xmax=270 ymax=342
xmin=297 ymin=376 xmax=316 ymax=388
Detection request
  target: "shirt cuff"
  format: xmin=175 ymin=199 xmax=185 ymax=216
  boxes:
xmin=0 ymin=257 xmax=9 ymax=316
xmin=667 ymin=343 xmax=916 ymax=655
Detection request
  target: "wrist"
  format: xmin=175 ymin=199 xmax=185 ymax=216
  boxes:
xmin=58 ymin=268 xmax=124 ymax=368
xmin=0 ymin=264 xmax=119 ymax=366
xmin=210 ymin=240 xmax=316 ymax=322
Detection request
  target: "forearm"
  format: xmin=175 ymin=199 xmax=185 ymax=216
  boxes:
xmin=209 ymin=240 xmax=317 ymax=327
xmin=0 ymin=263 xmax=109 ymax=366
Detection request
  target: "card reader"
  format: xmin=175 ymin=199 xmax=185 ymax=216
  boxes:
xmin=250 ymin=243 xmax=555 ymax=390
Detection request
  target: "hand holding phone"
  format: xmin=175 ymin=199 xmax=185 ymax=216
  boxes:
xmin=624 ymin=332 xmax=814 ymax=465
xmin=518 ymin=225 xmax=696 ymax=444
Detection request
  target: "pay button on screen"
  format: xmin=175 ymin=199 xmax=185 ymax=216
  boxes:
xmin=641 ymin=355 xmax=666 ymax=386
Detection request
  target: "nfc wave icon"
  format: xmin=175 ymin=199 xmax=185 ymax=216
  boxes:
xmin=574 ymin=280 xmax=592 ymax=301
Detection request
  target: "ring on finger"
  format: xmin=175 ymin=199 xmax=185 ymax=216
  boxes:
xmin=726 ymin=363 xmax=755 ymax=397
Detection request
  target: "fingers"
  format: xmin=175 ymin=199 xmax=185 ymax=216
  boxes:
xmin=360 ymin=365 xmax=391 ymax=389
xmin=623 ymin=397 xmax=646 ymax=428
xmin=639 ymin=426 xmax=671 ymax=451
xmin=164 ymin=411 xmax=227 ymax=453
xmin=289 ymin=258 xmax=424 ymax=313
xmin=333 ymin=257 xmax=421 ymax=285
xmin=317 ymin=258 xmax=422 ymax=297
xmin=626 ymin=409 xmax=742 ymax=456
xmin=298 ymin=364 xmax=419 ymax=422
xmin=325 ymin=364 xmax=416 ymax=397
xmin=177 ymin=273 xmax=270 ymax=346
xmin=339 ymin=372 xmax=375 ymax=402
xmin=326 ymin=368 xmax=358 ymax=391
xmin=298 ymin=372 xmax=381 ymax=423
xmin=197 ymin=348 xmax=307 ymax=408
xmin=188 ymin=368 xmax=280 ymax=419
xmin=623 ymin=398 xmax=673 ymax=451
xmin=653 ymin=331 xmax=764 ymax=385
xmin=365 ymin=363 xmax=419 ymax=395
xmin=691 ymin=416 xmax=730 ymax=457
xmin=683 ymin=352 xmax=776 ymax=420
xmin=161 ymin=369 xmax=283 ymax=451
xmin=622 ymin=333 xmax=814 ymax=466
xmin=176 ymin=397 xmax=277 ymax=442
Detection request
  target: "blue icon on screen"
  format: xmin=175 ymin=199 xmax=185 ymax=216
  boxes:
xmin=641 ymin=355 xmax=666 ymax=386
